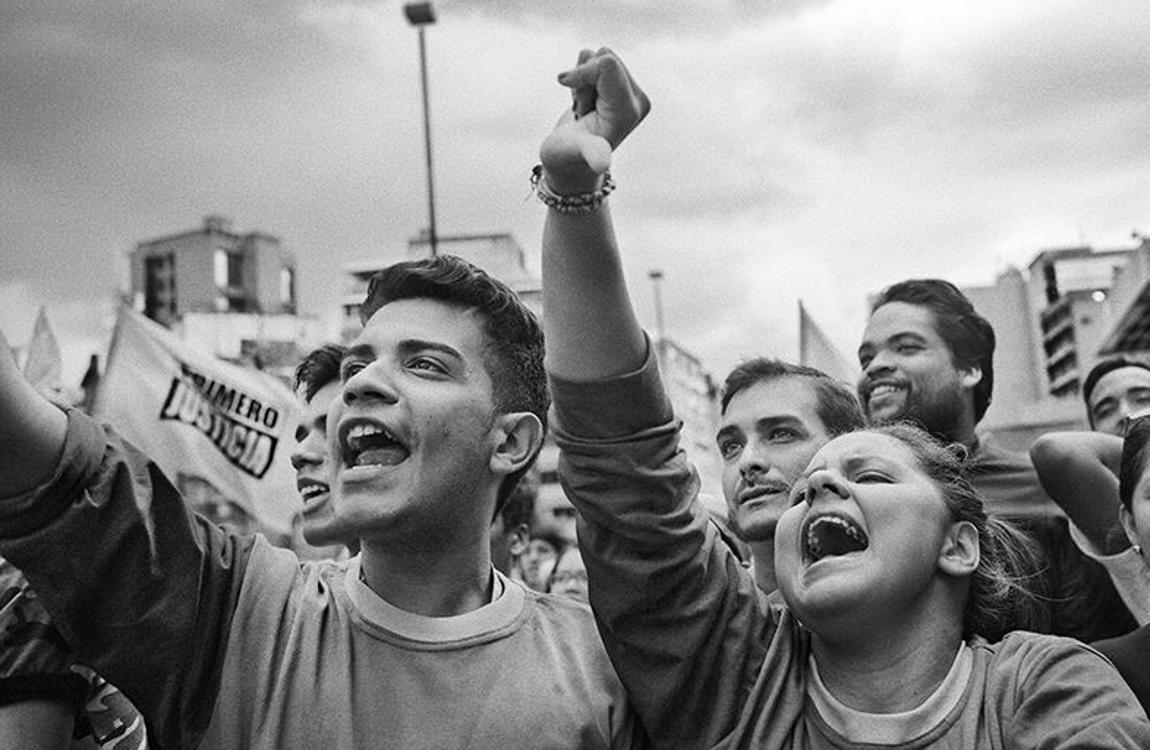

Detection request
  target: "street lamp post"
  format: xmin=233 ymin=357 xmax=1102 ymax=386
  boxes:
xmin=403 ymin=2 xmax=438 ymax=257
xmin=648 ymin=269 xmax=666 ymax=343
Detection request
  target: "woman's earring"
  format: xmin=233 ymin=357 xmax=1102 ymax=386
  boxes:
xmin=1134 ymin=544 xmax=1143 ymax=556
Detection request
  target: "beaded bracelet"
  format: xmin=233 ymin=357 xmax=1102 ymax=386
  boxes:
xmin=530 ymin=165 xmax=616 ymax=214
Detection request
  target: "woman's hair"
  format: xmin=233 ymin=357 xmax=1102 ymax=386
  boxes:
xmin=1119 ymin=417 xmax=1150 ymax=512
xmin=871 ymin=422 xmax=1045 ymax=640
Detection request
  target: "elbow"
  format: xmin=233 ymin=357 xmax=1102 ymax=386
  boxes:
xmin=1029 ymin=433 xmax=1068 ymax=475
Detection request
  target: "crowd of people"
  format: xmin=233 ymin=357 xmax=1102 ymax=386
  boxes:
xmin=3 ymin=47 xmax=1150 ymax=748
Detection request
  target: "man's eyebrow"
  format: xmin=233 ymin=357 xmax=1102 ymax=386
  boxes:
xmin=341 ymin=343 xmax=375 ymax=364
xmin=715 ymin=424 xmax=742 ymax=442
xmin=1092 ymin=396 xmax=1117 ymax=412
xmin=755 ymin=415 xmax=799 ymax=428
xmin=396 ymin=338 xmax=463 ymax=360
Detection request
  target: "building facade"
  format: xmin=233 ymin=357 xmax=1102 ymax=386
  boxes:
xmin=956 ymin=238 xmax=1150 ymax=450
xmin=130 ymin=215 xmax=322 ymax=378
xmin=1025 ymin=246 xmax=1132 ymax=398
xmin=132 ymin=215 xmax=298 ymax=324
xmin=340 ymin=232 xmax=542 ymax=338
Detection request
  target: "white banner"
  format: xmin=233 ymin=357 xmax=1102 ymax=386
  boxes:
xmin=799 ymin=300 xmax=859 ymax=386
xmin=94 ymin=306 xmax=301 ymax=536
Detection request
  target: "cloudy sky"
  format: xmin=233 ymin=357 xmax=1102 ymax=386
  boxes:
xmin=3 ymin=0 xmax=1149 ymax=383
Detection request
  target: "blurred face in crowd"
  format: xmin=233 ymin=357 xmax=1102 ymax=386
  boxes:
xmin=548 ymin=546 xmax=589 ymax=604
xmin=1089 ymin=366 xmax=1150 ymax=436
xmin=717 ymin=377 xmax=832 ymax=543
xmin=519 ymin=535 xmax=560 ymax=592
xmin=532 ymin=487 xmax=579 ymax=548
xmin=489 ymin=513 xmax=529 ymax=576
xmin=858 ymin=302 xmax=979 ymax=439
xmin=291 ymin=380 xmax=342 ymax=546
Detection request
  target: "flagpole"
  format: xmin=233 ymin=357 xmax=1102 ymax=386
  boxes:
xmin=90 ymin=304 xmax=128 ymax=418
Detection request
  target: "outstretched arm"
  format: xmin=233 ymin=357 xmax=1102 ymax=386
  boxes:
xmin=0 ymin=328 xmax=67 ymax=496
xmin=1030 ymin=431 xmax=1127 ymax=554
xmin=540 ymin=48 xmax=650 ymax=381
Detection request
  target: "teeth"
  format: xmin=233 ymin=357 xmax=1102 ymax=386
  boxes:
xmin=806 ymin=515 xmax=868 ymax=561
xmin=348 ymin=424 xmax=392 ymax=442
xmin=870 ymin=384 xmax=899 ymax=397
xmin=343 ymin=420 xmax=409 ymax=468
xmin=301 ymin=485 xmax=327 ymax=500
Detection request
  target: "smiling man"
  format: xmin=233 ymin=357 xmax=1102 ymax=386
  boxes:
xmin=858 ymin=278 xmax=1135 ymax=641
xmin=0 ymin=256 xmax=643 ymax=748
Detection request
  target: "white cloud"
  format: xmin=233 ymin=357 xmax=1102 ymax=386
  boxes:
xmin=3 ymin=0 xmax=1150 ymax=385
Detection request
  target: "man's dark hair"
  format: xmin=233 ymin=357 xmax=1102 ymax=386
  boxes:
xmin=292 ymin=344 xmax=347 ymax=403
xmin=872 ymin=279 xmax=996 ymax=423
xmin=1082 ymin=357 xmax=1150 ymax=422
xmin=721 ymin=358 xmax=864 ymax=436
xmin=359 ymin=255 xmax=550 ymax=507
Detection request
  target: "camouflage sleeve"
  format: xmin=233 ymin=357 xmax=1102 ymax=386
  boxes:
xmin=0 ymin=557 xmax=87 ymax=709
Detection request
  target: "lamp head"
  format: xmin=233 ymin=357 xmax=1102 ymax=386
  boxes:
xmin=403 ymin=2 xmax=436 ymax=26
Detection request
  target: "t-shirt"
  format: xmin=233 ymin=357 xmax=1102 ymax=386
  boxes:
xmin=0 ymin=410 xmax=644 ymax=750
xmin=1095 ymin=624 xmax=1150 ymax=717
xmin=1067 ymin=521 xmax=1150 ymax=626
xmin=966 ymin=436 xmax=1136 ymax=641
xmin=0 ymin=558 xmax=148 ymax=749
xmin=550 ymin=345 xmax=1150 ymax=748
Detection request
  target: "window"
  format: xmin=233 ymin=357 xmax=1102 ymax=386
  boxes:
xmin=215 ymin=249 xmax=244 ymax=289
xmin=280 ymin=267 xmax=295 ymax=308
xmin=144 ymin=253 xmax=175 ymax=324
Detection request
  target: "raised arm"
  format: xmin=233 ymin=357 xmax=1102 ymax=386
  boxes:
xmin=538 ymin=51 xmax=781 ymax=746
xmin=0 ymin=328 xmax=67 ymax=496
xmin=539 ymin=48 xmax=650 ymax=381
xmin=1031 ymin=431 xmax=1126 ymax=554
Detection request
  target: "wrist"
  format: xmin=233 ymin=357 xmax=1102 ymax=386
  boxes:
xmin=537 ymin=164 xmax=604 ymax=196
xmin=531 ymin=166 xmax=615 ymax=214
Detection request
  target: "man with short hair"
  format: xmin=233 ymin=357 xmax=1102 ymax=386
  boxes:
xmin=491 ymin=478 xmax=535 ymax=576
xmin=0 ymin=255 xmax=643 ymax=748
xmin=1082 ymin=356 xmax=1150 ymax=436
xmin=859 ymin=278 xmax=1134 ymax=640
xmin=859 ymin=279 xmax=1023 ymax=503
xmin=289 ymin=343 xmax=358 ymax=559
xmin=716 ymin=358 xmax=864 ymax=591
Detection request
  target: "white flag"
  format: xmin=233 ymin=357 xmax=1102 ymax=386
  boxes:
xmin=94 ymin=306 xmax=301 ymax=536
xmin=23 ymin=306 xmax=62 ymax=391
xmin=798 ymin=300 xmax=858 ymax=386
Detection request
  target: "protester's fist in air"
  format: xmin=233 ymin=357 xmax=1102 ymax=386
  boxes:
xmin=540 ymin=48 xmax=650 ymax=194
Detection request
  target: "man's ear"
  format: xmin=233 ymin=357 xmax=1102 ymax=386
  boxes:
xmin=508 ymin=522 xmax=530 ymax=557
xmin=958 ymin=364 xmax=983 ymax=391
xmin=938 ymin=520 xmax=980 ymax=577
xmin=489 ymin=412 xmax=544 ymax=477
